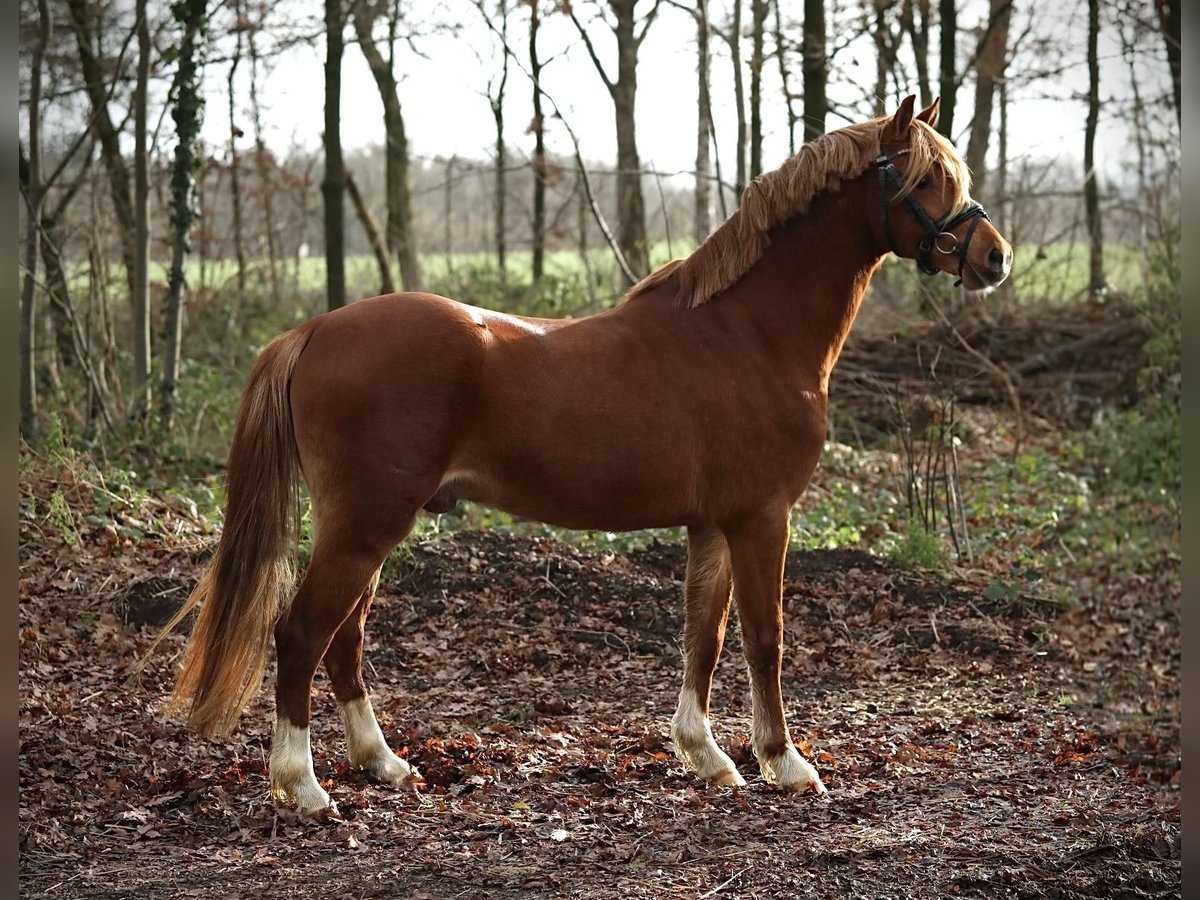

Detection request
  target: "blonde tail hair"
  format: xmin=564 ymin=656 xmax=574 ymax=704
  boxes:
xmin=152 ymin=324 xmax=312 ymax=736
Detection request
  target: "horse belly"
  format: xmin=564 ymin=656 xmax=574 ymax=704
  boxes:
xmin=439 ymin=440 xmax=700 ymax=533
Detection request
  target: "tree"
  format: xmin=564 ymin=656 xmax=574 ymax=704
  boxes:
xmin=569 ymin=0 xmax=662 ymax=282
xmin=748 ymin=0 xmax=769 ymax=179
xmin=936 ymin=0 xmax=957 ymax=138
xmin=1083 ymin=0 xmax=1104 ymax=298
xmin=20 ymin=0 xmax=50 ymax=443
xmin=227 ymin=0 xmax=248 ymax=304
xmin=324 ymin=0 xmax=347 ymax=310
xmin=773 ymin=0 xmax=798 ymax=153
xmin=161 ymin=0 xmax=209 ymax=430
xmin=872 ymin=0 xmax=900 ymax=117
xmin=1155 ymin=0 xmax=1179 ymax=128
xmin=694 ymin=0 xmax=713 ymax=241
xmin=964 ymin=0 xmax=1012 ymax=201
xmin=900 ymin=0 xmax=932 ymax=106
xmin=718 ymin=0 xmax=748 ymax=198
xmin=65 ymin=0 xmax=140 ymax=368
xmin=246 ymin=10 xmax=280 ymax=302
xmin=351 ymin=0 xmax=422 ymax=293
xmin=480 ymin=0 xmax=511 ymax=283
xmin=132 ymin=0 xmax=151 ymax=417
xmin=529 ymin=0 xmax=547 ymax=283
xmin=802 ymin=0 xmax=826 ymax=141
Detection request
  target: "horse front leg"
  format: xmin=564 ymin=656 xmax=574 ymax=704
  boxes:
xmin=724 ymin=512 xmax=827 ymax=794
xmin=671 ymin=525 xmax=743 ymax=787
xmin=323 ymin=568 xmax=421 ymax=791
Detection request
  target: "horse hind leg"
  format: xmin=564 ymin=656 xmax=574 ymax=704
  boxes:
xmin=670 ymin=525 xmax=745 ymax=787
xmin=270 ymin=526 xmax=401 ymax=816
xmin=323 ymin=567 xmax=421 ymax=791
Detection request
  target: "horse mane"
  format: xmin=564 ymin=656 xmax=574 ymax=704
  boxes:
xmin=627 ymin=117 xmax=972 ymax=309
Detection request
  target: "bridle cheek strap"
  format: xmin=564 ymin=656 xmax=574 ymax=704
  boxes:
xmin=873 ymin=151 xmax=990 ymax=286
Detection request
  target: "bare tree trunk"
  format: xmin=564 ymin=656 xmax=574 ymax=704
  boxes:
xmin=901 ymin=0 xmax=932 ymax=106
xmin=1156 ymin=0 xmax=1180 ymax=128
xmin=530 ymin=0 xmax=546 ymax=283
xmin=352 ymin=0 xmax=422 ymax=292
xmin=773 ymin=0 xmax=797 ymax=155
xmin=995 ymin=73 xmax=1013 ymax=303
xmin=65 ymin=0 xmax=138 ymax=315
xmin=612 ymin=0 xmax=649 ymax=279
xmin=161 ymin=0 xmax=208 ymax=431
xmin=730 ymin=0 xmax=747 ymax=197
xmin=997 ymin=75 xmax=1008 ymax=235
xmin=345 ymin=168 xmax=395 ymax=294
xmin=20 ymin=0 xmax=50 ymax=443
xmin=1084 ymin=0 xmax=1104 ymax=299
xmin=748 ymin=0 xmax=768 ymax=179
xmin=247 ymin=19 xmax=281 ymax=303
xmin=695 ymin=0 xmax=713 ymax=242
xmin=802 ymin=0 xmax=826 ymax=141
xmin=569 ymin=0 xmax=656 ymax=281
xmin=873 ymin=0 xmax=899 ymax=117
xmin=228 ymin=0 xmax=248 ymax=300
xmin=132 ymin=0 xmax=151 ymax=418
xmin=324 ymin=0 xmax=347 ymax=310
xmin=964 ymin=0 xmax=1010 ymax=201
xmin=937 ymin=0 xmax=957 ymax=138
xmin=488 ymin=0 xmax=510 ymax=283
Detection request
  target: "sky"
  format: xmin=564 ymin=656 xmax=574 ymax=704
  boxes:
xmin=194 ymin=0 xmax=1173 ymax=189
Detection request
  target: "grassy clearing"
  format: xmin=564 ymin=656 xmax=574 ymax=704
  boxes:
xmin=97 ymin=239 xmax=1144 ymax=317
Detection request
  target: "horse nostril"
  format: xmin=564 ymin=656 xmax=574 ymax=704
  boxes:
xmin=988 ymin=247 xmax=1009 ymax=275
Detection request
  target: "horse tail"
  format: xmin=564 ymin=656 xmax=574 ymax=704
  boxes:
xmin=152 ymin=323 xmax=314 ymax=737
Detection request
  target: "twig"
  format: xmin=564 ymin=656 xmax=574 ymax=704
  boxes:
xmin=698 ymin=866 xmax=751 ymax=899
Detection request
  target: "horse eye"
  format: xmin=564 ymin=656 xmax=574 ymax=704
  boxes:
xmin=918 ymin=175 xmax=934 ymax=189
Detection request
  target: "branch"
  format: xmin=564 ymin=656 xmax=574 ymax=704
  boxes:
xmin=568 ymin=8 xmax=616 ymax=97
xmin=634 ymin=0 xmax=664 ymax=49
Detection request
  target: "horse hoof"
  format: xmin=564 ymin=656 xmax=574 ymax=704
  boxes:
xmin=299 ymin=799 xmax=342 ymax=821
xmin=780 ymin=776 xmax=828 ymax=796
xmin=364 ymin=754 xmax=423 ymax=792
xmin=711 ymin=768 xmax=747 ymax=788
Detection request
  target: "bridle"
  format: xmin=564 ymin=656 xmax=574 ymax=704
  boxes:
xmin=873 ymin=149 xmax=990 ymax=286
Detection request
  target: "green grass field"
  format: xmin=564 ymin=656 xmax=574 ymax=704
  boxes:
xmin=94 ymin=237 xmax=1146 ymax=324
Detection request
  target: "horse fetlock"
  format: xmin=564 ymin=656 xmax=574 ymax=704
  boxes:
xmin=670 ymin=716 xmax=742 ymax=785
xmin=340 ymin=696 xmax=420 ymax=790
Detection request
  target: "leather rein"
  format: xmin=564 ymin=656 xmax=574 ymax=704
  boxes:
xmin=873 ymin=149 xmax=989 ymax=286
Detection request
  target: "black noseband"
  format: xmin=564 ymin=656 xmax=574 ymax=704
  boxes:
xmin=873 ymin=150 xmax=989 ymax=286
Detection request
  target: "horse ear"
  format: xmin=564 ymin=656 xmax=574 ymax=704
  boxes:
xmin=916 ymin=97 xmax=941 ymax=127
xmin=885 ymin=95 xmax=917 ymax=140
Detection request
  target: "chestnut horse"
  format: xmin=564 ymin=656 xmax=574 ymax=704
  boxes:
xmin=158 ymin=97 xmax=1011 ymax=815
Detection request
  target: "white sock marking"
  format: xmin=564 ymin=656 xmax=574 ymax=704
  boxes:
xmin=748 ymin=687 xmax=827 ymax=794
xmin=671 ymin=686 xmax=744 ymax=785
xmin=339 ymin=696 xmax=418 ymax=787
xmin=269 ymin=717 xmax=332 ymax=813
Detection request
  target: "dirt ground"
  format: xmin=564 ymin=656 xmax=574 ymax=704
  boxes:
xmin=19 ymin=518 xmax=1180 ymax=899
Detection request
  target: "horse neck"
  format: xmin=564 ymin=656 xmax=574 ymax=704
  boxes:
xmin=722 ymin=185 xmax=887 ymax=390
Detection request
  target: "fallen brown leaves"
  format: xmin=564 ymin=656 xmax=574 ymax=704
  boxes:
xmin=18 ymin=470 xmax=1179 ymax=899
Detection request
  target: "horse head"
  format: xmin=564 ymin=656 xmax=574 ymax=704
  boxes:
xmin=873 ymin=95 xmax=1014 ymax=291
